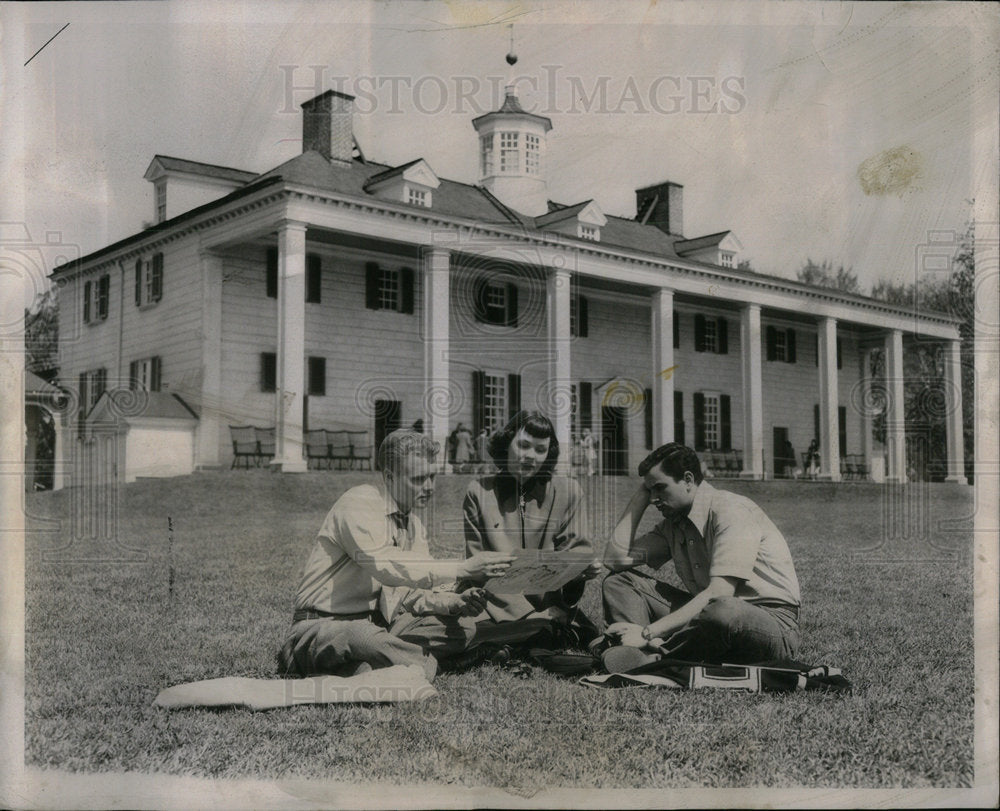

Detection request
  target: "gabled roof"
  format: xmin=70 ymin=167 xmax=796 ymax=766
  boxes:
xmin=363 ymin=158 xmax=440 ymax=191
xmin=535 ymin=199 xmax=607 ymax=229
xmin=673 ymin=231 xmax=732 ymax=255
xmin=25 ymin=371 xmax=61 ymax=396
xmin=144 ymin=155 xmax=258 ymax=185
xmin=88 ymin=391 xmax=199 ymax=423
xmin=471 ymin=90 xmax=553 ymax=132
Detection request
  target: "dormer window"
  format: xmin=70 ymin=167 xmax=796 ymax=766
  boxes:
xmin=525 ymin=134 xmax=540 ymax=175
xmin=407 ymin=187 xmax=429 ymax=207
xmin=720 ymin=251 xmax=735 ymax=268
xmin=500 ymin=132 xmax=520 ymax=173
xmin=579 ymin=224 xmax=599 ymax=241
xmin=480 ymin=135 xmax=494 ymax=176
xmin=155 ymin=181 xmax=167 ymax=223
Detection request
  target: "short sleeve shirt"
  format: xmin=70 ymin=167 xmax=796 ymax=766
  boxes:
xmin=634 ymin=482 xmax=801 ymax=606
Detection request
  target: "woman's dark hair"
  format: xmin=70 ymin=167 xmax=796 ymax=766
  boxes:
xmin=487 ymin=410 xmax=560 ymax=480
xmin=637 ymin=442 xmax=704 ymax=484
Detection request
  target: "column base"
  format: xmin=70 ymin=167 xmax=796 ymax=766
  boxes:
xmin=269 ymin=458 xmax=308 ymax=473
xmin=944 ymin=475 xmax=969 ymax=485
xmin=738 ymin=470 xmax=763 ymax=480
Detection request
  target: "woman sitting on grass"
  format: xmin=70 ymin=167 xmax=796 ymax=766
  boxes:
xmin=463 ymin=410 xmax=603 ymax=648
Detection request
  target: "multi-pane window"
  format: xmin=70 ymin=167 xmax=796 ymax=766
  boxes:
xmin=83 ymin=274 xmax=110 ymax=323
xmin=378 ymin=268 xmax=399 ymax=311
xmin=702 ymin=317 xmax=718 ymax=352
xmin=156 ymin=182 xmax=167 ymax=223
xmin=408 ymin=188 xmax=428 ymax=207
xmin=500 ymin=132 xmax=519 ymax=173
xmin=720 ymin=251 xmax=734 ymax=268
xmin=766 ymin=326 xmax=797 ymax=363
xmin=134 ymin=254 xmax=163 ymax=307
xmin=83 ymin=368 xmax=106 ymax=412
xmin=480 ymin=134 xmax=494 ymax=176
xmin=483 ymin=374 xmax=507 ymax=433
xmin=525 ymin=134 xmax=540 ymax=175
xmin=774 ymin=329 xmax=787 ymax=361
xmin=703 ymin=393 xmax=720 ymax=450
xmin=486 ymin=282 xmax=506 ymax=322
xmin=129 ymin=356 xmax=161 ymax=392
xmin=579 ymin=225 xmax=598 ymax=241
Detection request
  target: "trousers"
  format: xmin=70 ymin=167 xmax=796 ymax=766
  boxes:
xmin=278 ymin=611 xmax=477 ymax=682
xmin=602 ymin=570 xmax=800 ymax=663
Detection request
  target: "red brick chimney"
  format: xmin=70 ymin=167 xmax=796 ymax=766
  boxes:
xmin=302 ymin=90 xmax=355 ymax=164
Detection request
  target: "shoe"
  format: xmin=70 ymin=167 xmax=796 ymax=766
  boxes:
xmin=601 ymin=645 xmax=661 ymax=674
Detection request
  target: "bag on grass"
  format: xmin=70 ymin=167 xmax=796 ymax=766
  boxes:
xmin=580 ymin=657 xmax=852 ymax=694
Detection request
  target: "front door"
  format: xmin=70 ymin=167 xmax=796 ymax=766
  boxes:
xmin=374 ymin=399 xmax=402 ymax=453
xmin=601 ymin=406 xmax=628 ymax=476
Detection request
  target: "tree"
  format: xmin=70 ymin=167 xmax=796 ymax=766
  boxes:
xmin=736 ymin=258 xmax=755 ymax=273
xmin=24 ymin=287 xmax=59 ymax=380
xmin=796 ymin=258 xmax=861 ymax=294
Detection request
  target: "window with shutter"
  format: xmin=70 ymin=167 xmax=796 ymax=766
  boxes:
xmin=365 ymin=262 xmax=380 ymax=310
xmin=766 ymin=325 xmax=777 ymax=361
xmin=308 ymin=356 xmax=326 ymax=396
xmin=674 ymin=390 xmax=685 ymax=445
xmin=97 ymin=275 xmax=110 ymax=320
xmin=571 ymin=296 xmax=589 ymax=337
xmin=83 ymin=281 xmax=92 ymax=323
xmin=261 ymin=352 xmax=277 ymax=392
xmin=693 ymin=392 xmax=706 ymax=450
xmin=837 ymin=338 xmax=843 ymax=369
xmin=720 ymin=394 xmax=732 ymax=449
xmin=813 ymin=404 xmax=820 ymax=443
xmin=644 ymin=388 xmax=653 ymax=449
xmin=505 ymin=283 xmax=518 ymax=327
xmin=306 ymin=254 xmax=322 ymax=303
xmin=472 ymin=371 xmax=485 ymax=434
xmin=151 ymin=254 xmax=163 ymax=302
xmin=838 ymin=406 xmax=847 ymax=457
xmin=135 ymin=259 xmax=142 ymax=306
xmin=786 ymin=328 xmax=796 ymax=363
xmin=130 ymin=357 xmax=162 ymax=391
xmin=694 ymin=314 xmax=706 ymax=352
xmin=579 ymin=381 xmax=592 ymax=434
xmin=266 ymin=248 xmax=278 ymax=299
xmin=673 ymin=310 xmax=679 ymax=349
xmin=399 ymin=267 xmax=415 ymax=314
xmin=507 ymin=373 xmax=521 ymax=420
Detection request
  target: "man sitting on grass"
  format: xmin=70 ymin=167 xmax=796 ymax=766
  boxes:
xmin=278 ymin=430 xmax=514 ymax=682
xmin=600 ymin=442 xmax=802 ymax=671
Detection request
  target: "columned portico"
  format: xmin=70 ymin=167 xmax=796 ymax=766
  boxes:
xmin=547 ymin=267 xmax=572 ymax=472
xmin=651 ymin=288 xmax=675 ymax=447
xmin=883 ymin=328 xmax=907 ymax=483
xmin=817 ymin=316 xmax=841 ymax=481
xmin=422 ymin=248 xmax=451 ymax=469
xmin=943 ymin=339 xmax=967 ymax=484
xmin=270 ymin=220 xmax=308 ymax=473
xmin=197 ymin=251 xmax=224 ymax=468
xmin=739 ymin=304 xmax=764 ymax=479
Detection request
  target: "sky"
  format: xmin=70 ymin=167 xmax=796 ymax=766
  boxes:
xmin=3 ymin=0 xmax=998 ymax=312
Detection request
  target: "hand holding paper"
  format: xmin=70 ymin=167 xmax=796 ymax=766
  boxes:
xmin=483 ymin=549 xmax=592 ymax=595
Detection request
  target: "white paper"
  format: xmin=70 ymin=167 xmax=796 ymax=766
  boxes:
xmin=483 ymin=549 xmax=591 ymax=594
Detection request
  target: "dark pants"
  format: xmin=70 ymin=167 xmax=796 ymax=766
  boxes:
xmin=602 ymin=570 xmax=800 ymax=664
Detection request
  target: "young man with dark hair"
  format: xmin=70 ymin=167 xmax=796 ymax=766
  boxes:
xmin=278 ymin=430 xmax=514 ymax=681
xmin=600 ymin=442 xmax=802 ymax=669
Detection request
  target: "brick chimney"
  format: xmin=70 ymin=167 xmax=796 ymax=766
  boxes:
xmin=302 ymin=90 xmax=355 ymax=164
xmin=635 ymin=181 xmax=683 ymax=237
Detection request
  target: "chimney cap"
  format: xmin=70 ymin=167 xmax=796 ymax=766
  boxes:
xmin=302 ymin=89 xmax=356 ymax=109
xmin=635 ymin=180 xmax=684 ymax=193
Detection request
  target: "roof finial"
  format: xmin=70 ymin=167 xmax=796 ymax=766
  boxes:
xmin=505 ymin=23 xmax=517 ymax=67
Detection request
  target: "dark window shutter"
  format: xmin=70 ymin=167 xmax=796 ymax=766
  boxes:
xmin=472 ymin=371 xmax=485 ymax=434
xmin=151 ymin=356 xmax=162 ymax=392
xmin=266 ymin=248 xmax=278 ymax=299
xmin=78 ymin=372 xmax=88 ymax=428
xmin=365 ymin=262 xmax=380 ymax=310
xmin=308 ymin=356 xmax=326 ymax=396
xmin=578 ymin=295 xmax=588 ymax=337
xmin=813 ymin=403 xmax=820 ymax=443
xmin=717 ymin=317 xmax=728 ymax=354
xmin=506 ymin=282 xmax=518 ymax=327
xmin=399 ymin=266 xmax=415 ymax=314
xmin=128 ymin=361 xmax=138 ymax=391
xmin=83 ymin=281 xmax=91 ymax=323
xmin=814 ymin=333 xmax=819 ymax=367
xmin=786 ymin=328 xmax=796 ymax=364
xmin=674 ymin=390 xmax=685 ymax=445
xmin=720 ymin=395 xmax=732 ymax=449
xmin=96 ymin=368 xmax=107 ymax=399
xmin=579 ymin=381 xmax=592 ymax=433
xmin=474 ymin=279 xmax=489 ymax=323
xmin=98 ymin=275 xmax=110 ymax=320
xmin=507 ymin=373 xmax=521 ymax=420
xmin=261 ymin=352 xmax=277 ymax=392
xmin=151 ymin=254 xmax=163 ymax=302
xmin=644 ymin=387 xmax=653 ymax=450
xmin=693 ymin=392 xmax=706 ymax=450
xmin=134 ymin=260 xmax=142 ymax=306
xmin=838 ymin=406 xmax=847 ymax=457
xmin=836 ymin=338 xmax=843 ymax=369
xmin=673 ymin=310 xmax=679 ymax=349
xmin=306 ymin=254 xmax=322 ymax=303
xmin=766 ymin=326 xmax=777 ymax=361
xmin=694 ymin=314 xmax=706 ymax=352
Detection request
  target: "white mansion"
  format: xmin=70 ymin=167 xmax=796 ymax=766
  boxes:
xmin=51 ymin=86 xmax=967 ymax=484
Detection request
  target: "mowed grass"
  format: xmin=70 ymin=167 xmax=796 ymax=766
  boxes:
xmin=23 ymin=472 xmax=974 ymax=788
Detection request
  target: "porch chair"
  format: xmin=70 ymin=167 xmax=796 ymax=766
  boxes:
xmin=255 ymin=427 xmax=276 ymax=467
xmin=229 ymin=425 xmax=258 ymax=469
xmin=844 ymin=454 xmax=858 ymax=480
xmin=305 ymin=429 xmax=331 ymax=469
xmin=725 ymin=449 xmax=742 ymax=477
xmin=329 ymin=431 xmax=352 ymax=469
xmin=348 ymin=431 xmax=373 ymax=470
xmin=853 ymin=454 xmax=871 ymax=481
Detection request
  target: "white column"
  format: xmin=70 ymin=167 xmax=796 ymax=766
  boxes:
xmin=547 ymin=267 xmax=572 ymax=473
xmin=422 ymin=248 xmax=450 ymax=470
xmin=739 ymin=304 xmax=764 ymax=479
xmin=197 ymin=252 xmax=224 ymax=468
xmin=271 ymin=220 xmax=308 ymax=473
xmin=51 ymin=410 xmax=65 ymax=491
xmin=860 ymin=348 xmax=874 ymax=480
xmin=943 ymin=339 xmax=967 ymax=484
xmin=817 ymin=316 xmax=841 ymax=481
xmin=651 ymin=288 xmax=675 ymax=447
xmin=884 ymin=329 xmax=907 ymax=483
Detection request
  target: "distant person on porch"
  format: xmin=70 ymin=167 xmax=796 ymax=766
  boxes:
xmin=475 ymin=428 xmax=491 ymax=474
xmin=453 ymin=422 xmax=474 ymax=473
xmin=580 ymin=427 xmax=597 ymax=476
xmin=805 ymin=438 xmax=820 ymax=479
xmin=782 ymin=439 xmax=797 ymax=479
xmin=278 ymin=430 xmax=515 ymax=682
xmin=598 ymin=442 xmax=801 ymax=671
xmin=463 ymin=410 xmax=604 ymax=648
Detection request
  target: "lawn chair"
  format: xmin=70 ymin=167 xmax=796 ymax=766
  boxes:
xmin=305 ymin=429 xmax=331 ymax=469
xmin=229 ymin=425 xmax=258 ymax=469
xmin=854 ymin=455 xmax=870 ymax=481
xmin=348 ymin=431 xmax=373 ymax=470
xmin=256 ymin=427 xmax=275 ymax=467
xmin=329 ymin=431 xmax=352 ymax=469
xmin=844 ymin=454 xmax=858 ymax=480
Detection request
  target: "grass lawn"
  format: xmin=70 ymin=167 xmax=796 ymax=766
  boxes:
xmin=23 ymin=472 xmax=974 ymax=789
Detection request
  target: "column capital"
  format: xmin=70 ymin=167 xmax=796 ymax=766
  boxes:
xmin=547 ymin=265 xmax=572 ymax=282
xmin=742 ymin=302 xmax=761 ymax=315
xmin=277 ymin=218 xmax=308 ymax=233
